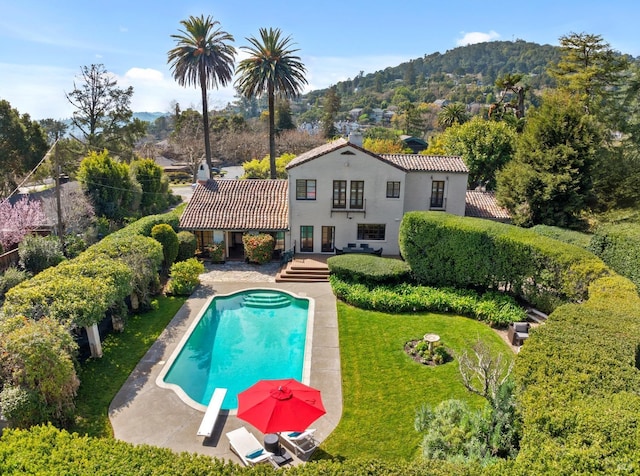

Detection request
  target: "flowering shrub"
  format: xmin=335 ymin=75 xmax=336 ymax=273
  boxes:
xmin=242 ymin=234 xmax=274 ymax=265
xmin=206 ymin=241 xmax=225 ymax=263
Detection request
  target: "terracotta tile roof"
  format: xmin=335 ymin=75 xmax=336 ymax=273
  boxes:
xmin=380 ymin=154 xmax=469 ymax=173
xmin=286 ymin=138 xmax=349 ymax=169
xmin=286 ymin=138 xmax=469 ymax=175
xmin=465 ymin=190 xmax=511 ymax=222
xmin=179 ymin=179 xmax=289 ymax=231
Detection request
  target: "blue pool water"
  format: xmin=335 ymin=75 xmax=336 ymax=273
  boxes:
xmin=161 ymin=289 xmax=310 ymax=410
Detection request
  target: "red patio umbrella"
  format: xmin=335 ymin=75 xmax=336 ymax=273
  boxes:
xmin=237 ymin=378 xmax=326 ymax=434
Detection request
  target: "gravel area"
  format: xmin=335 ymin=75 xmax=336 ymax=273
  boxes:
xmin=199 ymin=260 xmax=281 ymax=283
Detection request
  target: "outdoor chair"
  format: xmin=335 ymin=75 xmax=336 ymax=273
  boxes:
xmin=279 ymin=429 xmax=318 ymax=457
xmin=508 ymin=322 xmax=530 ymax=346
xmin=226 ymin=427 xmax=275 ymax=467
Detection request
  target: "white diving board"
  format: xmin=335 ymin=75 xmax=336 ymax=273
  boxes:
xmin=197 ymin=387 xmax=227 ymax=438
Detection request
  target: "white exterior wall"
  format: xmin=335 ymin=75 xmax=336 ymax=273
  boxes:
xmin=288 ymin=147 xmax=406 ymax=256
xmin=403 ymin=171 xmax=468 ymax=216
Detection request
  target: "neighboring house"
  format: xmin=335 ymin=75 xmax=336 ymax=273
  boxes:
xmin=464 ymin=190 xmax=511 ymax=223
xmin=399 ymin=135 xmax=428 ymax=154
xmin=179 ymin=179 xmax=288 ymax=260
xmin=286 ymin=135 xmax=468 ymax=256
xmin=180 ymin=134 xmax=508 ymax=259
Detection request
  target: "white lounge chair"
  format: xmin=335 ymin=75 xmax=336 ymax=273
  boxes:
xmin=226 ymin=426 xmax=275 ymax=467
xmin=197 ymin=387 xmax=227 ymax=438
xmin=279 ymin=428 xmax=318 ymax=457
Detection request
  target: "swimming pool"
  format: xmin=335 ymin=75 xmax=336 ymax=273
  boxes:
xmin=157 ymin=288 xmax=313 ymax=411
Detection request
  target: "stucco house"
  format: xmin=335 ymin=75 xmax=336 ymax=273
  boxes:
xmin=180 ymin=134 xmax=489 ymax=259
xmin=285 ymin=135 xmax=468 ymax=256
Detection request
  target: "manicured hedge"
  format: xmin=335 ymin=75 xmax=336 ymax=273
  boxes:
xmin=589 ymin=222 xmax=640 ymax=292
xmin=513 ymin=274 xmax=640 ymax=473
xmin=530 ymin=224 xmax=592 ymax=249
xmin=327 ymin=254 xmax=411 ymax=285
xmin=399 ymin=212 xmax=610 ymax=312
xmin=0 ymin=424 xmax=482 ymax=476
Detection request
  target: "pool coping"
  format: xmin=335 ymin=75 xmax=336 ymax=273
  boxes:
xmin=108 ymin=281 xmax=341 ymax=465
xmin=155 ymin=288 xmax=316 ymax=413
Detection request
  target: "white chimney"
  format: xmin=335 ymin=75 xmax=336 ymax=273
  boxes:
xmin=348 ymin=130 xmax=363 ymax=148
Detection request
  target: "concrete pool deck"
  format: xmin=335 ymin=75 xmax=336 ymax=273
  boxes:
xmin=108 ymin=273 xmax=341 ymax=466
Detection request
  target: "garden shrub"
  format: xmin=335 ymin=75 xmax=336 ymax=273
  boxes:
xmin=243 ymin=233 xmax=274 ymax=264
xmin=589 ymin=222 xmax=640 ymax=292
xmin=327 ymin=254 xmax=411 ymax=284
xmin=175 ymin=231 xmax=197 ymax=262
xmin=151 ymin=224 xmax=179 ymax=269
xmin=329 ymin=276 xmax=526 ymax=327
xmin=207 ymin=241 xmax=225 ymax=263
xmin=18 ymin=234 xmax=65 ymax=275
xmin=0 ymin=266 xmax=30 ymax=301
xmin=0 ymin=316 xmax=79 ymax=427
xmin=167 ymin=258 xmax=205 ymax=295
xmin=399 ymin=211 xmax=610 ymax=312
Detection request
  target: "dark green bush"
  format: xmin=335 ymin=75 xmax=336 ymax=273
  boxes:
xmin=327 ymin=254 xmax=411 ymax=284
xmin=589 ymin=222 xmax=640 ymax=292
xmin=151 ymin=223 xmax=179 ymax=269
xmin=399 ymin=212 xmax=610 ymax=312
xmin=18 ymin=234 xmax=65 ymax=275
xmin=175 ymin=231 xmax=197 ymax=262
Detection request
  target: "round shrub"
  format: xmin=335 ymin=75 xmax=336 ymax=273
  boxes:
xmin=175 ymin=231 xmax=197 ymax=262
xmin=327 ymin=254 xmax=411 ymax=285
xmin=151 ymin=224 xmax=179 ymax=269
xmin=167 ymin=258 xmax=205 ymax=295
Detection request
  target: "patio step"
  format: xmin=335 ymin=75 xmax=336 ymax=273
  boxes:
xmin=527 ymin=307 xmax=548 ymax=323
xmin=276 ymin=258 xmax=330 ymax=283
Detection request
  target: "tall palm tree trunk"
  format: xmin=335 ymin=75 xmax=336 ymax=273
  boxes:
xmin=200 ymin=63 xmax=213 ymax=179
xmin=268 ymin=84 xmax=276 ymax=179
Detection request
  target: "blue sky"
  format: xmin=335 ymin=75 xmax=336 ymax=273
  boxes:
xmin=1 ymin=0 xmax=639 ymax=120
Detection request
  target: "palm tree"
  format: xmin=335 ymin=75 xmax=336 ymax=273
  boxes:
xmin=437 ymin=102 xmax=469 ymax=129
xmin=235 ymin=28 xmax=307 ymax=179
xmin=167 ymin=15 xmax=235 ymax=178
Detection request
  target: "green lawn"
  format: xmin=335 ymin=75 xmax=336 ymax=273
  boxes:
xmin=71 ymin=295 xmax=187 ymax=438
xmin=316 ymin=300 xmax=513 ymax=462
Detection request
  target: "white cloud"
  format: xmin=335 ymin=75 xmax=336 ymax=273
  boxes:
xmin=456 ymin=30 xmax=501 ymax=47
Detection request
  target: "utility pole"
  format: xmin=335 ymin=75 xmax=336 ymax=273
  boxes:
xmin=53 ymin=141 xmax=65 ymax=251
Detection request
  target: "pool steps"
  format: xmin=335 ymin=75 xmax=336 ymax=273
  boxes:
xmin=242 ymin=292 xmax=292 ymax=309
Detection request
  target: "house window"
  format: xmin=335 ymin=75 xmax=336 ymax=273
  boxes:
xmin=333 ymin=180 xmax=346 ymax=208
xmin=430 ymin=180 xmax=445 ymax=208
xmin=300 ymin=226 xmax=314 ymax=252
xmin=321 ymin=226 xmax=335 ymax=252
xmin=386 ymin=181 xmax=400 ymax=198
xmin=296 ymin=179 xmax=316 ymax=200
xmin=350 ymin=181 xmax=364 ymax=209
xmin=272 ymin=231 xmax=285 ymax=251
xmin=357 ymin=224 xmax=386 ymax=241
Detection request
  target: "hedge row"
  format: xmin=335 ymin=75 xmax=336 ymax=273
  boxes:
xmin=589 ymin=222 xmax=640 ymax=292
xmin=530 ymin=224 xmax=592 ymax=249
xmin=513 ymin=274 xmax=640 ymax=473
xmin=0 ymin=424 xmax=481 ymax=476
xmin=399 ymin=212 xmax=610 ymax=312
xmin=327 ymin=254 xmax=411 ymax=285
xmin=330 ymin=276 xmax=526 ymax=327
